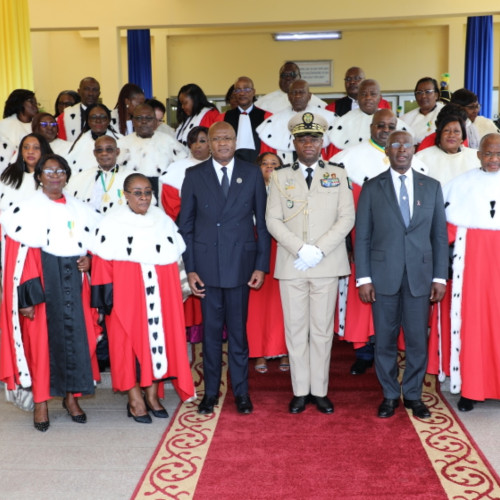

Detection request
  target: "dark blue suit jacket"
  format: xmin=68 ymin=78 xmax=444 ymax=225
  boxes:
xmin=178 ymin=158 xmax=270 ymax=288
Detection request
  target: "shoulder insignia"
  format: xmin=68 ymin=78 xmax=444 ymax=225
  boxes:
xmin=329 ymin=161 xmax=345 ymax=169
xmin=275 ymin=164 xmax=291 ymax=171
xmin=318 ymin=159 xmax=325 ymax=169
xmin=291 ymin=161 xmax=300 ymax=171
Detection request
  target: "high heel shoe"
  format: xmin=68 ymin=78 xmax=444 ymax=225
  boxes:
xmin=34 ymin=403 xmax=50 ymax=432
xmin=62 ymin=398 xmax=87 ymax=424
xmin=127 ymin=403 xmax=152 ymax=424
xmin=34 ymin=418 xmax=50 ymax=432
xmin=144 ymin=397 xmax=169 ymax=418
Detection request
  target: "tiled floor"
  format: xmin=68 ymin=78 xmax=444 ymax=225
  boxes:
xmin=0 ymin=377 xmax=498 ymax=499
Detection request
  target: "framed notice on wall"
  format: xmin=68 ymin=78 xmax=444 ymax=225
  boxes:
xmin=295 ymin=60 xmax=332 ymax=87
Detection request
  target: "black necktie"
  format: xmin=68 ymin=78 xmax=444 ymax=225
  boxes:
xmin=306 ymin=167 xmax=313 ymax=189
xmin=221 ymin=166 xmax=229 ymax=198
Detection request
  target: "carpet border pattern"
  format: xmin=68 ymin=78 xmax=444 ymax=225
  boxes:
xmin=131 ymin=343 xmax=227 ymax=499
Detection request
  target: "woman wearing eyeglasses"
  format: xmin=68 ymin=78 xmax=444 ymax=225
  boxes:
xmin=0 ymin=133 xmax=53 ymax=211
xmin=0 ymin=154 xmax=101 ymax=432
xmin=91 ymin=173 xmax=195 ymax=423
xmin=401 ymin=77 xmax=444 ymax=145
xmin=32 ymin=112 xmax=71 ymax=157
xmin=67 ymin=104 xmax=123 ymax=175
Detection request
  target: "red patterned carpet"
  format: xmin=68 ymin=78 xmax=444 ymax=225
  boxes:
xmin=132 ymin=339 xmax=500 ymax=499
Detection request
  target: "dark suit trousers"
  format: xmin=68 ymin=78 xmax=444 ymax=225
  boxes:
xmin=371 ymin=271 xmax=430 ymax=400
xmin=200 ymin=285 xmax=250 ymax=397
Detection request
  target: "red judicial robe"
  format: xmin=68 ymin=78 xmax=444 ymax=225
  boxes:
xmin=0 ymin=192 xmax=101 ymax=403
xmin=91 ymin=204 xmax=195 ymax=402
xmin=428 ymin=168 xmax=500 ymax=400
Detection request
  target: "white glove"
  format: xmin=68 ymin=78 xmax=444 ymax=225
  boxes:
xmin=294 ymin=257 xmax=310 ymax=271
xmin=298 ymin=244 xmax=323 ymax=268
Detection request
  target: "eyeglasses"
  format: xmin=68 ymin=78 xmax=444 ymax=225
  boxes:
xmin=280 ymin=72 xmax=298 ymax=79
xmin=233 ymin=88 xmax=254 ymax=94
xmin=40 ymin=121 xmax=57 ymax=128
xmin=94 ymin=147 xmax=117 ymax=154
xmin=210 ymin=136 xmax=235 ymax=142
xmin=465 ymin=103 xmax=481 ymax=110
xmin=389 ymin=142 xmax=413 ymax=149
xmin=415 ymin=89 xmax=436 ymax=96
xmin=42 ymin=169 xmax=66 ymax=176
xmin=125 ymin=189 xmax=153 ymax=198
xmin=344 ymin=76 xmax=363 ymax=83
xmin=88 ymin=114 xmax=108 ymax=122
xmin=481 ymin=151 xmax=500 ymax=158
xmin=132 ymin=115 xmax=155 ymax=122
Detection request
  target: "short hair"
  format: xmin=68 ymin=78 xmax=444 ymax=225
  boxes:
xmin=255 ymin=152 xmax=284 ymax=168
xmin=3 ymin=89 xmax=35 ymax=118
xmin=145 ymin=98 xmax=166 ymax=115
xmin=435 ymin=104 xmax=467 ymax=130
xmin=435 ymin=114 xmax=467 ymax=146
xmin=176 ymin=83 xmax=216 ymax=124
xmin=279 ymin=61 xmax=301 ymax=77
xmin=54 ymin=90 xmax=80 ymax=116
xmin=34 ymin=154 xmax=72 ymax=188
xmin=225 ymin=84 xmax=235 ymax=105
xmin=414 ymin=77 xmax=440 ymax=96
xmin=187 ymin=126 xmax=209 ymax=148
xmin=32 ymin=112 xmax=57 ymax=133
xmin=0 ymin=133 xmax=53 ymax=189
xmin=114 ymin=83 xmax=145 ymax=135
xmin=450 ymin=88 xmax=478 ymax=107
xmin=123 ymin=172 xmax=151 ymax=192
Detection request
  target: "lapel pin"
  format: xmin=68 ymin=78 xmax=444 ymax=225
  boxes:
xmin=417 ymin=200 xmax=421 ymax=206
xmin=236 ymin=178 xmax=242 ymax=184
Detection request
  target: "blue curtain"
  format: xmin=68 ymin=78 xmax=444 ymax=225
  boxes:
xmin=464 ymin=16 xmax=493 ymax=118
xmin=127 ymin=30 xmax=153 ymax=99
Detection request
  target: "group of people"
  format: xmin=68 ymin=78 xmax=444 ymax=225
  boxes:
xmin=0 ymin=61 xmax=499 ymax=433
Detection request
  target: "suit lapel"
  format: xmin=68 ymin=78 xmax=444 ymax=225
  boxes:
xmin=410 ymin=171 xmax=428 ymax=228
xmin=200 ymin=159 xmax=226 ymax=211
xmin=223 ymin=160 xmax=246 ymax=213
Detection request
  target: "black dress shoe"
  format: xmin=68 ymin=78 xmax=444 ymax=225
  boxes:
xmin=311 ymin=395 xmax=334 ymax=414
xmin=144 ymin=397 xmax=169 ymax=418
xmin=378 ymin=398 xmax=399 ymax=418
xmin=198 ymin=395 xmax=219 ymax=415
xmin=457 ymin=396 xmax=475 ymax=412
xmin=127 ymin=403 xmax=152 ymax=424
xmin=289 ymin=396 xmax=308 ymax=414
xmin=62 ymin=398 xmax=87 ymax=424
xmin=403 ymin=398 xmax=431 ymax=419
xmin=350 ymin=358 xmax=374 ymax=375
xmin=235 ymin=394 xmax=253 ymax=414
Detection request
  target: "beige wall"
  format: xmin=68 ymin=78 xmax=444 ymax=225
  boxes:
xmin=27 ymin=1 xmax=500 ymax=115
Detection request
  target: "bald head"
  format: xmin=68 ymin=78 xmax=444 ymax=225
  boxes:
xmin=370 ymin=109 xmax=397 ymax=147
xmin=234 ymin=76 xmax=255 ymax=110
xmin=208 ymin=122 xmax=236 ymax=165
xmin=478 ymin=133 xmax=500 ymax=172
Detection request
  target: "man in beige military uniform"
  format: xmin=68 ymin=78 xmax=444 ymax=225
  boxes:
xmin=266 ymin=112 xmax=355 ymax=414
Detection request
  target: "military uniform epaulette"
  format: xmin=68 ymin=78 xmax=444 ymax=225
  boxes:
xmin=328 ymin=161 xmax=345 ymax=169
xmin=290 ymin=160 xmax=326 ymax=171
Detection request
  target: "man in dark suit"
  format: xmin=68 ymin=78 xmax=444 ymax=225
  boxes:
xmin=223 ymin=76 xmax=267 ymax=163
xmin=178 ymin=121 xmax=270 ymax=415
xmin=354 ymin=130 xmax=448 ymax=419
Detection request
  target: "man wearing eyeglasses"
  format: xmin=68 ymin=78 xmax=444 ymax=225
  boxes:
xmin=255 ymin=61 xmax=327 ymax=114
xmin=220 ymin=76 xmax=269 ymax=163
xmin=330 ymin=110 xmax=428 ymax=376
xmin=355 ymin=130 xmax=448 ymax=419
xmin=119 ymin=104 xmax=187 ymax=201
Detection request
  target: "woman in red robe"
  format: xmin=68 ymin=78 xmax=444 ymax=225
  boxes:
xmin=91 ymin=173 xmax=195 ymax=424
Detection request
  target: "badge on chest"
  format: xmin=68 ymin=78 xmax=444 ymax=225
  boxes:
xmin=320 ymin=172 xmax=340 ymax=188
